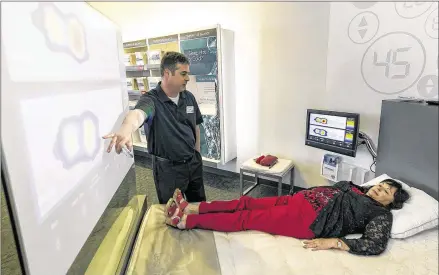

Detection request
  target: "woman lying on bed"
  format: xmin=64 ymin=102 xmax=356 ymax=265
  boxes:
xmin=164 ymin=179 xmax=410 ymax=256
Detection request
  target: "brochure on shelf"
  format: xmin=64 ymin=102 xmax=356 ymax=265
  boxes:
xmin=147 ymin=50 xmax=162 ymax=65
xmin=124 ymin=54 xmax=131 ymax=66
xmin=122 ymin=25 xmax=236 ymax=165
xmin=126 ymin=78 xmax=134 ymax=90
xmin=186 ymin=75 xmax=217 ymax=115
xmin=134 ymin=52 xmax=145 ymax=66
xmin=136 ymin=78 xmax=146 ymax=91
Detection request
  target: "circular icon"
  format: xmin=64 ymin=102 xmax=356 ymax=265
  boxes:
xmin=361 ymin=32 xmax=426 ymax=95
xmin=425 ymin=8 xmax=438 ymax=39
xmin=348 ymin=12 xmax=380 ymax=44
xmin=395 ymin=2 xmax=433 ymax=19
xmin=417 ymin=75 xmax=438 ymax=98
xmin=351 ymin=2 xmax=377 ymax=9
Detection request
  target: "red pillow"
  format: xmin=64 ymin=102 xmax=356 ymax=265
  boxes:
xmin=259 ymin=155 xmax=278 ymax=167
xmin=255 ymin=155 xmax=265 ymax=164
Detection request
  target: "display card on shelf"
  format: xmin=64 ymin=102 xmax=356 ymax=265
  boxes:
xmin=124 ymin=54 xmax=132 ymax=66
xmin=126 ymin=78 xmax=134 ymax=90
xmin=134 ymin=52 xmax=145 ymax=66
xmin=147 ymin=50 xmax=162 ymax=65
xmin=186 ymin=75 xmax=217 ymax=115
xmin=136 ymin=78 xmax=146 ymax=91
xmin=147 ymin=34 xmax=179 ymax=54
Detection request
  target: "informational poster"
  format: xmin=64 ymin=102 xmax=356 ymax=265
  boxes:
xmin=180 ymin=28 xmax=220 ymax=160
xmin=321 ymin=154 xmax=341 ymax=181
xmin=183 ymin=47 xmax=218 ymax=76
xmin=180 ymin=28 xmax=218 ymax=76
xmin=186 ymin=75 xmax=217 ymax=115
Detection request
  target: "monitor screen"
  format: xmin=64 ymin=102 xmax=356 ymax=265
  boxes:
xmin=305 ymin=109 xmax=360 ymax=157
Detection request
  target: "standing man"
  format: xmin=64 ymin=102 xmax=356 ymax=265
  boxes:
xmin=103 ymin=51 xmax=206 ymax=204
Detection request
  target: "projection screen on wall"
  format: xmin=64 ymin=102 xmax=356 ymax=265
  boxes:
xmin=1 ymin=3 xmax=133 ymax=275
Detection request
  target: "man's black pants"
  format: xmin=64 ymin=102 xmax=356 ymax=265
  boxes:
xmin=152 ymin=151 xmax=206 ymax=204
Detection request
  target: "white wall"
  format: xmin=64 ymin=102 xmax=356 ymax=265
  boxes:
xmin=89 ymin=1 xmax=266 ymax=178
xmin=324 ymin=2 xmax=438 ymax=184
xmin=255 ymin=3 xmax=330 ymax=187
xmin=90 ymin=2 xmax=438 ymax=188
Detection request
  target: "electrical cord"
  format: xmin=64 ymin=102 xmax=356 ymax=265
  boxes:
xmin=357 ymin=131 xmax=378 ymax=173
xmin=358 ymin=131 xmax=377 ymax=159
xmin=370 ymin=157 xmax=376 ymax=173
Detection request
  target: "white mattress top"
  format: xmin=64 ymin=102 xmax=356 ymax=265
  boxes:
xmin=214 ymin=228 xmax=439 ymax=275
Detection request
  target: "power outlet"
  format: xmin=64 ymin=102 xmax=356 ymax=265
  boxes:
xmin=338 ymin=162 xmax=374 ymax=185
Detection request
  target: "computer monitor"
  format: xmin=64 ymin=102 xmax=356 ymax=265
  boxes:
xmin=305 ymin=109 xmax=360 ymax=157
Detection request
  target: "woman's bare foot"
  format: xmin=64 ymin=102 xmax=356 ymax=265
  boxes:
xmin=184 ymin=203 xmax=200 ymax=215
xmin=179 ymin=214 xmax=187 ymax=229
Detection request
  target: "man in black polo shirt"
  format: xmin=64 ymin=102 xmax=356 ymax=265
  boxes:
xmin=103 ymin=52 xmax=206 ymax=204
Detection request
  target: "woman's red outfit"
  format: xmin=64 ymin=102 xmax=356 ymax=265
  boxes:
xmin=185 ymin=186 xmax=364 ymax=239
xmin=183 ymin=182 xmax=394 ymax=256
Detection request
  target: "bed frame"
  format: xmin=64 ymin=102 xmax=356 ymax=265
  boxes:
xmin=375 ymin=99 xmax=438 ymax=199
xmin=124 ymin=99 xmax=439 ymax=275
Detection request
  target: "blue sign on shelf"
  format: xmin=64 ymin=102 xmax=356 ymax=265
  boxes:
xmin=184 ymin=47 xmax=217 ymax=76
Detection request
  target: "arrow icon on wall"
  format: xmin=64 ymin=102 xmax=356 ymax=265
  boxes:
xmin=425 ymin=79 xmax=435 ymax=93
xmin=358 ymin=16 xmax=368 ymax=38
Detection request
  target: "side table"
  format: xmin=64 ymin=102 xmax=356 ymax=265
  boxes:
xmin=239 ymin=158 xmax=295 ymax=196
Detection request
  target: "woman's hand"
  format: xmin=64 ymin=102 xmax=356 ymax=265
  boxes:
xmin=302 ymin=238 xmax=338 ymax=251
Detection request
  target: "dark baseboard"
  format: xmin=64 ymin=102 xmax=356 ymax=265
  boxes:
xmin=203 ymin=165 xmax=236 ymax=178
xmin=199 ymin=161 xmax=305 ymax=193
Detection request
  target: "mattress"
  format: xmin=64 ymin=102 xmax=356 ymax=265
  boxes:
xmin=126 ymin=205 xmax=439 ymax=275
xmin=214 ymin=230 xmax=438 ymax=275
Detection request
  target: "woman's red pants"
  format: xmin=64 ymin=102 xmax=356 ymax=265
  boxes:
xmin=185 ymin=193 xmax=316 ymax=239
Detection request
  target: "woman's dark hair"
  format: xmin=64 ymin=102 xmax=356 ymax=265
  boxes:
xmin=381 ymin=179 xmax=410 ymax=210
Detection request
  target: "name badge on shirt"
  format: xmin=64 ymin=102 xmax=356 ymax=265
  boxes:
xmin=186 ymin=106 xmax=194 ymax=114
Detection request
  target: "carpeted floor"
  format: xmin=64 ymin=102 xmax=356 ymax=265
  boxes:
xmin=1 ymin=155 xmax=292 ymax=275
xmin=134 ymin=155 xmax=291 ymax=209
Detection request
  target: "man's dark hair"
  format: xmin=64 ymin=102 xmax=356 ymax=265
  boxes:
xmin=381 ymin=179 xmax=410 ymax=210
xmin=160 ymin=51 xmax=190 ymax=77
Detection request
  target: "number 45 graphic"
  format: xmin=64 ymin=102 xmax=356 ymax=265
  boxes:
xmin=373 ymin=47 xmax=411 ymax=79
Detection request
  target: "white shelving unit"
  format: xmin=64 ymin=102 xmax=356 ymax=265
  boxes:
xmin=123 ymin=39 xmax=149 ymax=152
xmin=122 ymin=25 xmax=236 ymax=166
